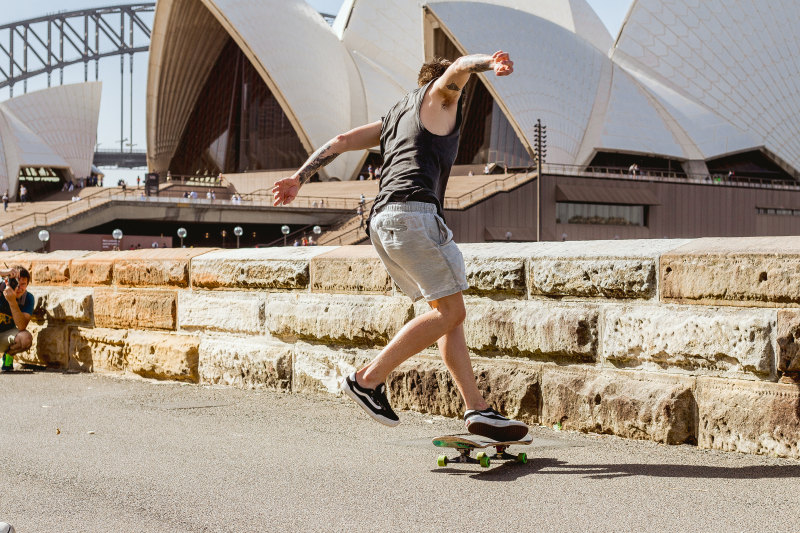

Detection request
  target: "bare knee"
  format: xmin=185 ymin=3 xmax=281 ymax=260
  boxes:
xmin=12 ymin=330 xmax=32 ymax=353
xmin=429 ymin=293 xmax=466 ymax=329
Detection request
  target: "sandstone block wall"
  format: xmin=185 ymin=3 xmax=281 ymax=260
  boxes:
xmin=8 ymin=236 xmax=800 ymax=458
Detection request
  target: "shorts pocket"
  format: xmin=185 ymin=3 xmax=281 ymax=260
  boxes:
xmin=433 ymin=214 xmax=453 ymax=246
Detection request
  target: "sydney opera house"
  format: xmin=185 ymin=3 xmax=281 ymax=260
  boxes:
xmin=142 ymin=0 xmax=800 ymax=241
xmin=0 ymin=82 xmax=101 ymax=201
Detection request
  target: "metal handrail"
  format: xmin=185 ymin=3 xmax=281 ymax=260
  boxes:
xmin=542 ymin=163 xmax=800 ymax=189
xmin=316 ymin=200 xmax=374 ymax=246
xmin=443 ymin=170 xmax=535 ymax=210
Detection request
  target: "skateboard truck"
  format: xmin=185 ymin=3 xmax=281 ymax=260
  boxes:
xmin=434 ymin=435 xmax=531 ymax=468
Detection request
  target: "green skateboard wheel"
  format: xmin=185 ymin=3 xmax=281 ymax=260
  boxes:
xmin=437 ymin=455 xmax=447 ymax=467
xmin=476 ymin=452 xmax=490 ymax=468
xmin=517 ymin=452 xmax=527 ymax=464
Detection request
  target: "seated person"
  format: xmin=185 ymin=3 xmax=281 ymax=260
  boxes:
xmin=0 ymin=267 xmax=35 ymax=372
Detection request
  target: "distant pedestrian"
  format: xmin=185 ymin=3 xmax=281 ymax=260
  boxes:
xmin=137 ymin=176 xmax=141 ymax=187
xmin=2 ymin=191 xmax=8 ymax=212
xmin=628 ymin=163 xmax=639 ymax=177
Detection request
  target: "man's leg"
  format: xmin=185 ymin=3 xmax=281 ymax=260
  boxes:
xmin=356 ymin=293 xmax=465 ymax=388
xmin=434 ymin=293 xmax=529 ymax=440
xmin=7 ymin=330 xmax=32 ymax=355
xmin=437 ymin=321 xmax=489 ymax=412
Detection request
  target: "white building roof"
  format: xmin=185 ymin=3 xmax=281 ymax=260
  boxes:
xmin=0 ymin=83 xmax=101 ymax=198
xmin=611 ymin=0 xmax=800 ymax=168
xmin=148 ymin=0 xmax=800 ymax=180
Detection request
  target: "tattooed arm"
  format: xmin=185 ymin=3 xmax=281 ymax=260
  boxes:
xmin=432 ymin=51 xmax=514 ymax=106
xmin=272 ymin=121 xmax=381 ymax=206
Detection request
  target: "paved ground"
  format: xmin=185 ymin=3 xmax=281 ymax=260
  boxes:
xmin=1 ymin=372 xmax=799 ymax=532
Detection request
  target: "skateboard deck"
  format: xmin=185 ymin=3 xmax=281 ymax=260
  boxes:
xmin=433 ymin=434 xmax=533 ymax=468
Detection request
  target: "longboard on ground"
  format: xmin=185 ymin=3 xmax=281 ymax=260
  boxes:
xmin=433 ymin=434 xmax=533 ymax=468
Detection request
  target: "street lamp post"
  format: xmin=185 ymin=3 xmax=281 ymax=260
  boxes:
xmin=112 ymin=228 xmax=123 ymax=251
xmin=312 ymin=225 xmax=321 ymax=245
xmin=281 ymin=225 xmax=290 ymax=246
xmin=234 ymin=226 xmax=243 ymax=248
xmin=177 ymin=227 xmax=187 ymax=248
xmin=533 ymin=118 xmax=547 ymax=242
xmin=38 ymin=229 xmax=50 ymax=253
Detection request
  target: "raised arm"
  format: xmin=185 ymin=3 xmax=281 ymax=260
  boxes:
xmin=432 ymin=51 xmax=514 ymax=106
xmin=272 ymin=121 xmax=382 ymax=206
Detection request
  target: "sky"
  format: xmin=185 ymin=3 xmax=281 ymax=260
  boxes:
xmin=1 ymin=0 xmax=633 ymax=153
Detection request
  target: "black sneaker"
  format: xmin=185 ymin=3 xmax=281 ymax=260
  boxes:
xmin=341 ymin=372 xmax=400 ymax=427
xmin=464 ymin=408 xmax=528 ymax=441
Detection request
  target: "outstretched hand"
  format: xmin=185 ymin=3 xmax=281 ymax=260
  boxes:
xmin=272 ymin=176 xmax=300 ymax=206
xmin=491 ymin=51 xmax=513 ymax=76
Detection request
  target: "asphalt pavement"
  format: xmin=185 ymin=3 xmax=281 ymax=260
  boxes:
xmin=1 ymin=371 xmax=799 ymax=532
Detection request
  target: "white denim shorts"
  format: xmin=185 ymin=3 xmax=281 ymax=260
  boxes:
xmin=369 ymin=202 xmax=469 ymax=302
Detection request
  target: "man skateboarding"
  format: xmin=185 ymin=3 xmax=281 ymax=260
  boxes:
xmin=272 ymin=51 xmax=527 ymax=442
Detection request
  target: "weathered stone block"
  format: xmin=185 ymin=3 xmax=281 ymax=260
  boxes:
xmin=777 ymin=309 xmax=800 ymax=380
xmin=178 ymin=290 xmax=265 ymax=334
xmin=93 ymin=288 xmax=177 ymax=330
xmin=292 ymin=341 xmax=373 ymax=394
xmin=525 ymin=240 xmax=687 ymax=299
xmin=17 ymin=322 xmax=69 ymax=368
xmin=266 ymin=293 xmax=412 ymax=346
xmin=541 ymin=366 xmax=697 ymax=444
xmin=70 ymin=251 xmax=118 ymax=285
xmin=389 ymin=355 xmax=542 ymax=421
xmin=310 ymin=246 xmax=392 ymax=294
xmin=125 ymin=330 xmax=200 ymax=383
xmin=114 ymin=248 xmax=214 ymax=287
xmin=29 ymin=251 xmax=94 ymax=285
xmin=69 ymin=327 xmax=127 ymax=372
xmin=459 ymin=243 xmax=543 ymax=296
xmin=32 ymin=286 xmax=93 ymax=323
xmin=697 ymin=377 xmax=800 ymax=458
xmin=199 ymin=336 xmax=292 ymax=390
xmin=455 ymin=298 xmax=598 ymax=361
xmin=190 ymin=247 xmax=330 ymax=289
xmin=661 ymin=237 xmax=800 ymax=306
xmin=603 ymin=304 xmax=775 ymax=378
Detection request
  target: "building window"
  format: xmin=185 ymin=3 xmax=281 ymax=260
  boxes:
xmin=557 ymin=202 xmax=646 ymax=226
xmin=757 ymin=207 xmax=800 ymax=216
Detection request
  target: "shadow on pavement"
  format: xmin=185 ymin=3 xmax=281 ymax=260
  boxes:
xmin=431 ymin=457 xmax=800 ymax=481
xmin=432 ymin=457 xmax=561 ymax=481
xmin=541 ymin=460 xmax=800 ymax=480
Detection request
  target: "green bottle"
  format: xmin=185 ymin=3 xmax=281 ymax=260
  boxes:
xmin=1 ymin=352 xmax=12 ymax=371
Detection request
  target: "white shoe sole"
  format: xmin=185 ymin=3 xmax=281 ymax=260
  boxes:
xmin=341 ymin=379 xmax=400 ymax=427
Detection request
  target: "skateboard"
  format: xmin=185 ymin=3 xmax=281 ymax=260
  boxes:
xmin=433 ymin=434 xmax=533 ymax=468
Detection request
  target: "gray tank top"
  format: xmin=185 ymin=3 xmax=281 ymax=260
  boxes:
xmin=367 ymin=80 xmax=463 ymax=233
